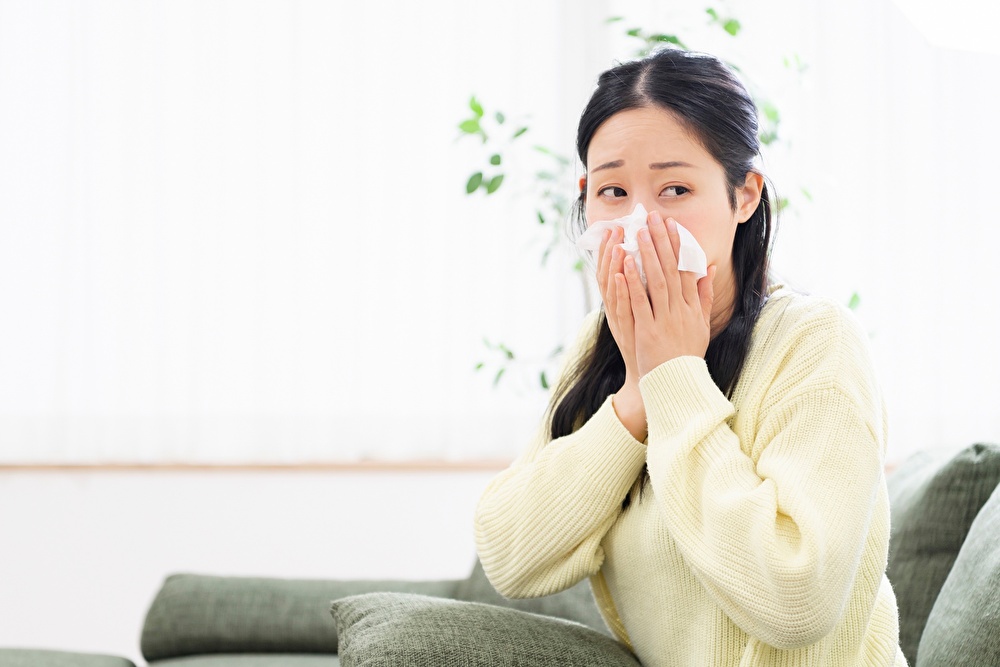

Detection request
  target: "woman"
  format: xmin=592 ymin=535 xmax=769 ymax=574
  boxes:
xmin=474 ymin=48 xmax=905 ymax=666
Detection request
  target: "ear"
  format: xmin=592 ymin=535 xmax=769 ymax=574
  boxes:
xmin=735 ymin=171 xmax=764 ymax=223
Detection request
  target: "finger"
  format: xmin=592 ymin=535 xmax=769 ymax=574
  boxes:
xmin=597 ymin=229 xmax=611 ymax=270
xmin=680 ymin=267 xmax=700 ymax=307
xmin=637 ymin=227 xmax=668 ymax=317
xmin=665 ymin=217 xmax=681 ymax=263
xmin=598 ymin=227 xmax=620 ymax=299
xmin=648 ymin=212 xmax=682 ymax=306
xmin=624 ymin=255 xmax=653 ymax=327
xmin=698 ymin=265 xmax=717 ymax=329
xmin=596 ymin=229 xmax=611 ymax=294
xmin=614 ymin=273 xmax=633 ymax=331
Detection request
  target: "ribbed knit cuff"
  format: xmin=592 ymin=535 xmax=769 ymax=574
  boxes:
xmin=638 ymin=356 xmax=735 ymax=442
xmin=575 ymin=396 xmax=648 ymax=494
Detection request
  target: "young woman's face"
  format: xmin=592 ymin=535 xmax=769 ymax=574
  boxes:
xmin=585 ymin=106 xmax=759 ymax=278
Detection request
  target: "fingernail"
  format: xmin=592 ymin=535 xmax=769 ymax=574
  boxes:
xmin=638 ymin=229 xmax=650 ymax=243
xmin=666 ymin=217 xmax=677 ymax=233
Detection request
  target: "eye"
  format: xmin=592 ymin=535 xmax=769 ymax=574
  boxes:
xmin=597 ymin=186 xmax=627 ymax=198
xmin=662 ymin=185 xmax=690 ymax=197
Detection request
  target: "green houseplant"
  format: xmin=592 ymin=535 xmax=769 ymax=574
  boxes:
xmin=458 ymin=8 xmax=818 ymax=390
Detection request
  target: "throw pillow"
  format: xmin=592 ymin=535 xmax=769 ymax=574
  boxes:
xmin=141 ymin=573 xmax=459 ymax=661
xmin=331 ymin=592 xmax=640 ymax=667
xmin=915 ymin=482 xmax=1000 ymax=666
xmin=454 ymin=559 xmax=610 ymax=635
xmin=885 ymin=442 xmax=1000 ymax=666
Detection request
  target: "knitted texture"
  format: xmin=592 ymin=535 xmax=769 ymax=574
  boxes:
xmin=454 ymin=559 xmax=610 ymax=635
xmin=331 ymin=592 xmax=639 ymax=667
xmin=475 ymin=286 xmax=906 ymax=667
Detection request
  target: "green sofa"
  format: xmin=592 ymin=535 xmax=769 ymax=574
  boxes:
xmin=4 ymin=442 xmax=999 ymax=666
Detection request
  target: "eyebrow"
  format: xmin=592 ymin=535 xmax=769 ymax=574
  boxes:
xmin=649 ymin=161 xmax=695 ymax=170
xmin=591 ymin=160 xmax=695 ymax=172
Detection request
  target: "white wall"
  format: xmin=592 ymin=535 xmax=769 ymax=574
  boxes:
xmin=3 ymin=0 xmax=997 ymax=467
xmin=0 ymin=469 xmax=495 ymax=663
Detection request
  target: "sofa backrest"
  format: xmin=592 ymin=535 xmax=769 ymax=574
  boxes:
xmin=140 ymin=573 xmax=461 ymax=662
xmin=886 ymin=442 xmax=1000 ymax=666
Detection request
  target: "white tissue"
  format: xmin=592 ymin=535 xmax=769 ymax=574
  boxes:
xmin=577 ymin=203 xmax=708 ymax=286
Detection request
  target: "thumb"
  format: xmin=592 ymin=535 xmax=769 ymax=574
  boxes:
xmin=698 ymin=265 xmax=716 ymax=327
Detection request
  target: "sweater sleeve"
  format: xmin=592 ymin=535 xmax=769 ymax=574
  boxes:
xmin=639 ymin=303 xmax=886 ymax=649
xmin=473 ymin=311 xmax=648 ymax=599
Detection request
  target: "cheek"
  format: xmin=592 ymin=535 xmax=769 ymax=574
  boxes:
xmin=673 ymin=209 xmax=737 ymax=265
xmin=584 ymin=198 xmax=615 ymax=226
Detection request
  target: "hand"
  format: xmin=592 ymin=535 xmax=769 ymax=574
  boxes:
xmin=597 ymin=226 xmax=640 ymax=386
xmin=597 ymin=227 xmax=646 ymax=440
xmin=618 ymin=211 xmax=717 ymax=378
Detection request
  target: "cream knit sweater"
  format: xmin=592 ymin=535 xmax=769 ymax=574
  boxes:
xmin=474 ymin=286 xmax=906 ymax=666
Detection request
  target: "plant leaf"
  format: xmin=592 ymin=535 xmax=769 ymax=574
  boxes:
xmin=490 ymin=153 xmax=502 ymax=166
xmin=537 ymin=211 xmax=545 ymax=225
xmin=466 ymin=172 xmax=483 ymax=193
xmin=723 ymin=19 xmax=741 ymax=36
xmin=486 ymin=174 xmax=504 ymax=194
xmin=573 ymin=259 xmax=584 ymax=272
xmin=626 ymin=27 xmax=641 ymax=37
xmin=848 ymin=292 xmax=861 ymax=310
xmin=493 ymin=367 xmax=505 ymax=386
xmin=495 ymin=111 xmax=505 ymax=124
xmin=651 ymin=33 xmax=680 ymax=44
xmin=512 ymin=127 xmax=528 ymax=139
xmin=459 ymin=119 xmax=480 ymax=134
xmin=761 ymin=101 xmax=780 ymax=124
xmin=706 ymin=7 xmax=719 ymax=20
xmin=469 ymin=96 xmax=484 ymax=118
xmin=605 ymin=16 xmax=624 ymax=23
xmin=540 ymin=371 xmax=549 ymax=390
xmin=474 ymin=362 xmax=484 ymax=371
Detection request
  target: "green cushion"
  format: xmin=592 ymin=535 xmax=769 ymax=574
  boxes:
xmin=916 ymin=482 xmax=1000 ymax=666
xmin=0 ymin=649 xmax=135 ymax=667
xmin=148 ymin=655 xmax=337 ymax=667
xmin=141 ymin=573 xmax=460 ymax=661
xmin=331 ymin=592 xmax=639 ymax=667
xmin=886 ymin=442 xmax=1000 ymax=666
xmin=454 ymin=559 xmax=610 ymax=635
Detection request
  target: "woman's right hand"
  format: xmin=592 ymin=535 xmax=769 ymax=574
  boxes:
xmin=597 ymin=227 xmax=648 ymax=441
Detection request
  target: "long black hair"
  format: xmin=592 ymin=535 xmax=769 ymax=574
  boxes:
xmin=547 ymin=49 xmax=775 ymax=499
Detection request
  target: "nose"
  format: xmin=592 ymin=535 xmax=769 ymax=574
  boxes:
xmin=636 ymin=196 xmax=665 ymax=223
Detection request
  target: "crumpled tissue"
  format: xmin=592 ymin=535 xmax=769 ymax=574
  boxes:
xmin=577 ymin=203 xmax=708 ymax=287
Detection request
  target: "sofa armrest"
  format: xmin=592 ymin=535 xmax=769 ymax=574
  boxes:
xmin=0 ymin=650 xmax=135 ymax=667
xmin=140 ymin=573 xmax=462 ymax=662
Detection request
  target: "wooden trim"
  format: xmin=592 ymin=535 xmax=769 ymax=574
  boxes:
xmin=0 ymin=460 xmax=511 ymax=473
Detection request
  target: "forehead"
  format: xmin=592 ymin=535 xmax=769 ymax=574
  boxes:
xmin=587 ymin=106 xmax=709 ymax=166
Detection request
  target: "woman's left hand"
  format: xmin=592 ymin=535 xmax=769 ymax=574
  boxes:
xmin=615 ymin=210 xmax=717 ymax=378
